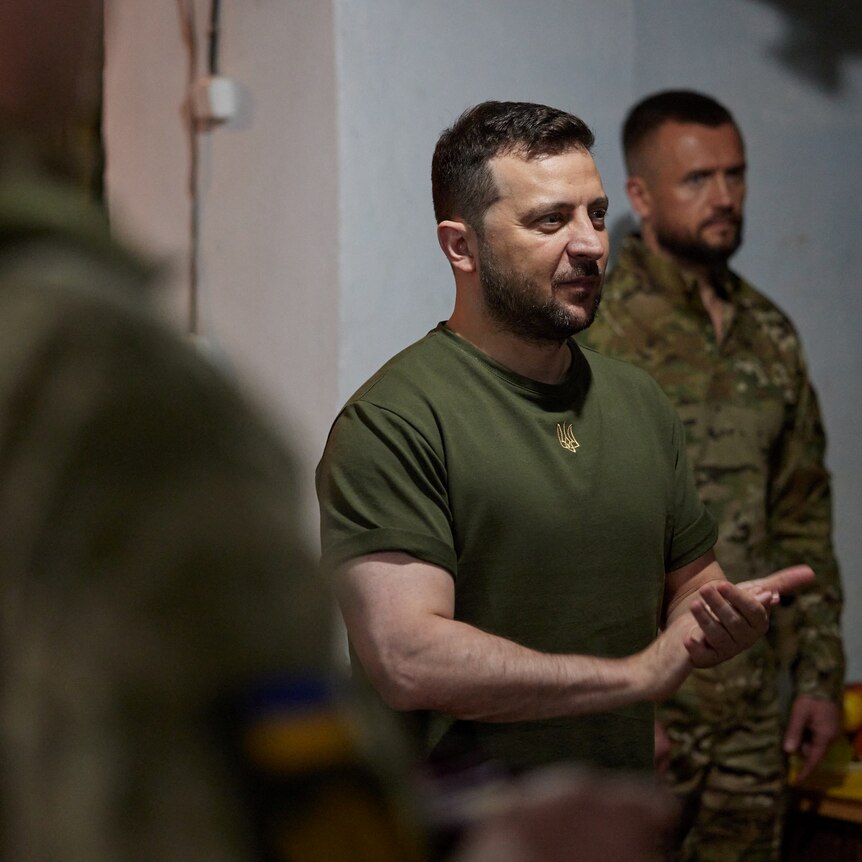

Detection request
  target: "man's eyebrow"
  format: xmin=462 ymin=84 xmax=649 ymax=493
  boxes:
xmin=520 ymin=200 xmax=572 ymax=221
xmin=684 ymin=161 xmax=746 ymax=179
xmin=521 ymin=196 xmax=609 ymax=221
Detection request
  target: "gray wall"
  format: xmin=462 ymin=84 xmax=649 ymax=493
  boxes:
xmin=105 ymin=0 xmax=861 ymax=678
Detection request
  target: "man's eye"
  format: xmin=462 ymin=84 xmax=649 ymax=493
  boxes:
xmin=685 ymin=173 xmax=708 ymax=187
xmin=537 ymin=214 xmax=564 ymax=230
xmin=590 ymin=208 xmax=607 ymax=222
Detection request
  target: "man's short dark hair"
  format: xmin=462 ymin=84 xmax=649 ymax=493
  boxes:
xmin=431 ymin=101 xmax=595 ymax=232
xmin=622 ymin=90 xmax=737 ymax=174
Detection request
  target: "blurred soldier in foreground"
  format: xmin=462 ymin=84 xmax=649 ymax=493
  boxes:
xmin=581 ymin=89 xmax=844 ymax=861
xmin=0 ymin=169 xmax=350 ymax=858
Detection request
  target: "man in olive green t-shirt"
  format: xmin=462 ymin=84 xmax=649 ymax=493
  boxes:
xmin=316 ymin=101 xmax=814 ymax=776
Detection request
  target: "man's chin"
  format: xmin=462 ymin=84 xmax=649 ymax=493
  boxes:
xmin=699 ymin=226 xmax=743 ymax=260
xmin=559 ymin=305 xmax=600 ymax=337
xmin=657 ymin=226 xmax=742 ymax=266
xmin=572 ymin=311 xmax=599 ymax=335
xmin=666 ymin=240 xmax=738 ymax=268
xmin=704 ymin=241 xmax=740 ymax=264
xmin=509 ymin=308 xmax=597 ymax=343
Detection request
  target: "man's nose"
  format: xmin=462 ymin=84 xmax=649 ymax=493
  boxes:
xmin=565 ymin=217 xmax=605 ymax=260
xmin=711 ymin=175 xmax=734 ymax=208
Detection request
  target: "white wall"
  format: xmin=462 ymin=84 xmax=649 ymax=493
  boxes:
xmin=104 ymin=0 xmax=339 ymax=540
xmin=104 ymin=0 xmax=861 ymax=677
xmin=103 ymin=0 xmax=191 ymax=323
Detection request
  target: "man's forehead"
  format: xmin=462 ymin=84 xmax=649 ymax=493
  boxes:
xmin=651 ymin=121 xmax=745 ymax=165
xmin=488 ymin=148 xmax=605 ymax=201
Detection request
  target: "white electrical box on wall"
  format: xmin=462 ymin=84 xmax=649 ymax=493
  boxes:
xmin=191 ymin=75 xmax=238 ymax=123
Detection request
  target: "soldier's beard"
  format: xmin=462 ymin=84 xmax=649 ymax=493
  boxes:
xmin=656 ymin=215 xmax=744 ymax=268
xmin=478 ymin=240 xmax=603 ymax=344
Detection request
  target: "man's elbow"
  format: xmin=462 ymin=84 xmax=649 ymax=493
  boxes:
xmin=359 ymin=643 xmax=434 ymax=712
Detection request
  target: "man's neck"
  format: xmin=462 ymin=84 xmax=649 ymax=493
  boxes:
xmin=640 ymin=235 xmax=732 ymax=343
xmin=639 ymin=232 xmax=718 ymax=283
xmin=446 ymin=313 xmax=573 ymax=385
xmin=697 ymin=279 xmax=731 ymax=344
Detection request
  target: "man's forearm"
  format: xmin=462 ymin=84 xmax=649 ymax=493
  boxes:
xmin=350 ymin=611 xmax=692 ymax=722
xmin=338 ymin=553 xmax=809 ymax=724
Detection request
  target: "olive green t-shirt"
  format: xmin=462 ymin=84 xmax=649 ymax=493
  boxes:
xmin=317 ymin=324 xmax=716 ymax=773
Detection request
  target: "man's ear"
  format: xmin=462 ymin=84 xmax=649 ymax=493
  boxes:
xmin=626 ymin=176 xmax=652 ymax=220
xmin=437 ymin=220 xmax=477 ymax=274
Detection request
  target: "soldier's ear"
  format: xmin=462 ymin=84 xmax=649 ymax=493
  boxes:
xmin=437 ymin=219 xmax=477 ymax=274
xmin=626 ymin=176 xmax=652 ymax=220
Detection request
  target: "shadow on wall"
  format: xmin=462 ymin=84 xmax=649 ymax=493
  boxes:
xmin=748 ymin=0 xmax=862 ymax=91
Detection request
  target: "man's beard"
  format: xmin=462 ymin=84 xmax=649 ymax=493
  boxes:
xmin=478 ymin=241 xmax=602 ymax=344
xmin=656 ymin=214 xmax=744 ymax=268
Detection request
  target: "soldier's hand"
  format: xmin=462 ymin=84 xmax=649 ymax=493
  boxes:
xmin=784 ymin=695 xmax=842 ymax=782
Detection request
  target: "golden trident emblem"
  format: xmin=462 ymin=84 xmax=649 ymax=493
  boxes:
xmin=556 ymin=422 xmax=580 ymax=453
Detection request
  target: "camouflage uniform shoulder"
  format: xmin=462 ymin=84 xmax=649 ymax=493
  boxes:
xmin=577 ymin=339 xmax=680 ymax=420
xmin=732 ymin=272 xmax=806 ymax=363
xmin=0 ymin=169 xmax=154 ymax=294
xmin=580 ymin=236 xmax=682 ymax=357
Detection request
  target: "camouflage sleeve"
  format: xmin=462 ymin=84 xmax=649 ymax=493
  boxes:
xmin=578 ymin=294 xmax=631 ymax=358
xmin=768 ymin=346 xmax=845 ymax=704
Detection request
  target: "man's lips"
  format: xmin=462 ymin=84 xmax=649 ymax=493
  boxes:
xmin=703 ymin=216 xmax=740 ymax=230
xmin=555 ymin=275 xmax=601 ymax=289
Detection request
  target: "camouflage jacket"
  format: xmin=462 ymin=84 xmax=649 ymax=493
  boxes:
xmin=581 ymin=235 xmax=844 ymax=705
xmin=0 ymin=170 xmax=342 ymax=860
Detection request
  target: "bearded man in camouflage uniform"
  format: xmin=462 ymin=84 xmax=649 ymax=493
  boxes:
xmin=580 ymin=90 xmax=845 ymax=862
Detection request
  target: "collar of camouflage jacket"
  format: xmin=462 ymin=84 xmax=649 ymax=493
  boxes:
xmin=618 ymin=233 xmax=742 ymax=307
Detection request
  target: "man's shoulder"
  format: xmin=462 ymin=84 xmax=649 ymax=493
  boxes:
xmin=735 ymin=275 xmax=800 ymax=329
xmin=345 ymin=326 xmax=470 ymax=410
xmin=728 ymin=274 xmax=811 ymax=370
xmin=602 ymin=235 xmax=669 ymax=295
xmin=579 ymin=341 xmax=671 ymax=404
xmin=585 ymin=240 xmax=683 ymax=349
xmin=603 ymin=252 xmax=646 ymax=293
xmin=0 ymin=168 xmax=160 ymax=383
xmin=0 ymin=273 xmax=291 ymax=486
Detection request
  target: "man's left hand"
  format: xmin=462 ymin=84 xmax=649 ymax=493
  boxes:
xmin=683 ymin=566 xmax=815 ymax=667
xmin=783 ymin=695 xmax=842 ymax=782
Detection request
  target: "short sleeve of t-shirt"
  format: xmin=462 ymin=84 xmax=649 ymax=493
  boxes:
xmin=316 ymin=400 xmax=456 ymax=575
